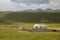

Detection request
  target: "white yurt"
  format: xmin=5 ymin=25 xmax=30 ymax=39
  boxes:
xmin=34 ymin=24 xmax=47 ymax=29
xmin=34 ymin=24 xmax=41 ymax=28
xmin=41 ymin=25 xmax=47 ymax=30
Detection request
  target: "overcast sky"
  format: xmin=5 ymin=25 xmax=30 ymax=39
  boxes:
xmin=0 ymin=0 xmax=60 ymax=11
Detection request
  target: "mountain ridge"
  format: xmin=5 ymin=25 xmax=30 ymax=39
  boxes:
xmin=22 ymin=8 xmax=60 ymax=12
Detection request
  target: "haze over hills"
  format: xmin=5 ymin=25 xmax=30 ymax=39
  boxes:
xmin=0 ymin=8 xmax=60 ymax=12
xmin=22 ymin=8 xmax=60 ymax=12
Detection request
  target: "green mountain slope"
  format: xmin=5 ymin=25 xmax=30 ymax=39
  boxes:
xmin=0 ymin=12 xmax=60 ymax=24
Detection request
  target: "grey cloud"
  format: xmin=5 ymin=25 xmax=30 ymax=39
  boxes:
xmin=11 ymin=0 xmax=50 ymax=4
xmin=0 ymin=0 xmax=60 ymax=11
xmin=0 ymin=0 xmax=26 ymax=11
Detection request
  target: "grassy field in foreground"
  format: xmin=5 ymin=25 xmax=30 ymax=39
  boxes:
xmin=0 ymin=28 xmax=60 ymax=40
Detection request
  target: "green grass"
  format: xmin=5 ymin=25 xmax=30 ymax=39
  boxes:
xmin=0 ymin=28 xmax=60 ymax=40
xmin=0 ymin=23 xmax=60 ymax=28
xmin=0 ymin=23 xmax=60 ymax=40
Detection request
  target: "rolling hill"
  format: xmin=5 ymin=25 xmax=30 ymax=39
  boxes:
xmin=0 ymin=12 xmax=60 ymax=24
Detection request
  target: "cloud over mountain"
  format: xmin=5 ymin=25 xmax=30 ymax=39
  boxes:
xmin=11 ymin=0 xmax=50 ymax=4
xmin=11 ymin=0 xmax=60 ymax=10
xmin=0 ymin=0 xmax=60 ymax=11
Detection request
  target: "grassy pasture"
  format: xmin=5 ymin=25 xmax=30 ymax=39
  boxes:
xmin=0 ymin=23 xmax=60 ymax=40
xmin=0 ymin=23 xmax=60 ymax=28
xmin=0 ymin=28 xmax=60 ymax=40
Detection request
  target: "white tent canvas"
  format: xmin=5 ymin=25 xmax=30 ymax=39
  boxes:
xmin=34 ymin=24 xmax=47 ymax=29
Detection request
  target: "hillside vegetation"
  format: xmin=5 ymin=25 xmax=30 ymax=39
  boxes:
xmin=0 ymin=12 xmax=60 ymax=24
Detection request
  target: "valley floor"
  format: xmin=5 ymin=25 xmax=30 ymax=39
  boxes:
xmin=0 ymin=26 xmax=60 ymax=40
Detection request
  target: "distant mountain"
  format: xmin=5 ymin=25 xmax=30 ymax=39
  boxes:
xmin=22 ymin=9 xmax=34 ymax=12
xmin=44 ymin=8 xmax=53 ymax=12
xmin=22 ymin=8 xmax=60 ymax=12
xmin=53 ymin=9 xmax=60 ymax=12
xmin=45 ymin=8 xmax=60 ymax=12
xmin=22 ymin=8 xmax=44 ymax=12
xmin=34 ymin=8 xmax=44 ymax=12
